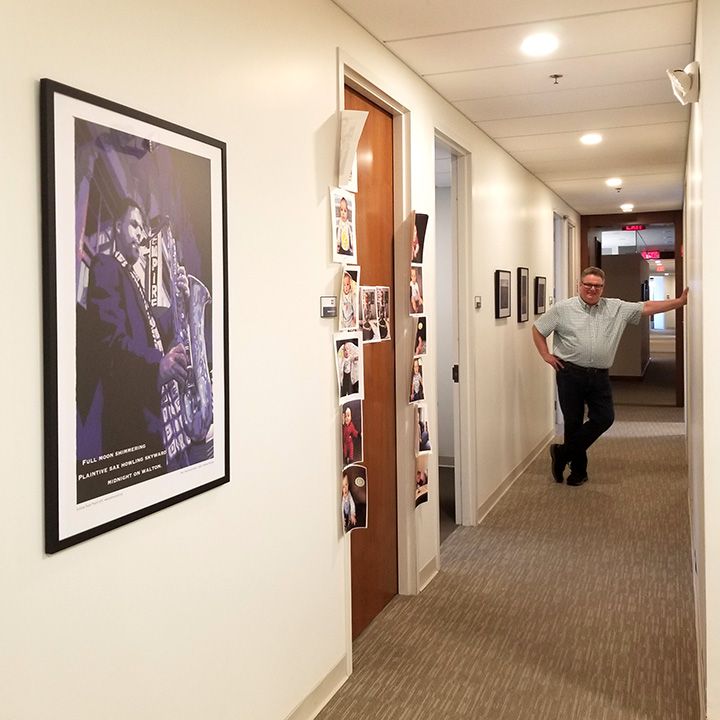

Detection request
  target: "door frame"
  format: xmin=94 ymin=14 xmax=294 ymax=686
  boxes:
xmin=434 ymin=129 xmax=476 ymax=528
xmin=337 ymin=52 xmax=413 ymax=648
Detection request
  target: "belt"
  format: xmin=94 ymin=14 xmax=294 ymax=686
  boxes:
xmin=561 ymin=360 xmax=608 ymax=374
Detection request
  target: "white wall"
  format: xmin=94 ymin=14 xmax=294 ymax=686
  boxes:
xmin=0 ymin=1 xmax=579 ymax=718
xmin=686 ymin=0 xmax=719 ymax=716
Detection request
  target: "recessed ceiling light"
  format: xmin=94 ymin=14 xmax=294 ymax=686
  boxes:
xmin=620 ymin=203 xmax=634 ymax=212
xmin=520 ymin=32 xmax=559 ymax=57
xmin=605 ymin=177 xmax=622 ymax=188
xmin=580 ymin=133 xmax=603 ymax=145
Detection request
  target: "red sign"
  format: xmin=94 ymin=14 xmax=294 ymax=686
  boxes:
xmin=641 ymin=250 xmax=660 ymax=259
xmin=623 ymin=224 xmax=646 ymax=231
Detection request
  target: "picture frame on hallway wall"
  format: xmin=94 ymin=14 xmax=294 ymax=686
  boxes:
xmin=40 ymin=79 xmax=230 ymax=553
xmin=534 ymin=276 xmax=547 ymax=314
xmin=494 ymin=269 xmax=511 ymax=319
xmin=517 ymin=267 xmax=529 ymax=322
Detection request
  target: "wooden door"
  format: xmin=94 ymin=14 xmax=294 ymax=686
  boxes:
xmin=344 ymin=86 xmax=398 ymax=638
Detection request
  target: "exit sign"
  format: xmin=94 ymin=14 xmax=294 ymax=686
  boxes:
xmin=641 ymin=250 xmax=660 ymax=259
xmin=623 ymin=224 xmax=646 ymax=231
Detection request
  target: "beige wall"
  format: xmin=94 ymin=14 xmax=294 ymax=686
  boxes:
xmin=0 ymin=1 xmax=579 ymax=718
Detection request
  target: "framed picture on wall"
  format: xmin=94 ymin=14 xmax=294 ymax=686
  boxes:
xmin=494 ymin=269 xmax=511 ymax=319
xmin=40 ymin=79 xmax=230 ymax=553
xmin=517 ymin=267 xmax=529 ymax=322
xmin=534 ymin=276 xmax=547 ymax=314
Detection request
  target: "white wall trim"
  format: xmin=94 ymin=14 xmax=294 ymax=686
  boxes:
xmin=283 ymin=655 xmax=349 ymax=720
xmin=418 ymin=555 xmax=439 ymax=592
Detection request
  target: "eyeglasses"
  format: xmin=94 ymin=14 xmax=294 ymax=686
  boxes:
xmin=580 ymin=282 xmax=604 ymax=291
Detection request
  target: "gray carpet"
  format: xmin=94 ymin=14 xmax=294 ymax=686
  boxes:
xmin=317 ymin=404 xmax=699 ymax=720
xmin=611 ymin=352 xmax=676 ymax=407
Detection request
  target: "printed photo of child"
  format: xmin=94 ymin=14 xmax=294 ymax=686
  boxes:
xmin=376 ymin=286 xmax=391 ymax=341
xmin=334 ymin=332 xmax=364 ymax=404
xmin=338 ymin=265 xmax=360 ymax=332
xmin=409 ymin=266 xmax=424 ymax=316
xmin=341 ymin=399 xmax=363 ymax=466
xmin=415 ymin=455 xmax=429 ymax=507
xmin=415 ymin=404 xmax=432 ymax=456
xmin=360 ymin=286 xmax=379 ymax=343
xmin=409 ymin=356 xmax=425 ymax=404
xmin=341 ymin=464 xmax=368 ymax=533
xmin=414 ymin=317 xmax=427 ymax=356
xmin=331 ymin=187 xmax=357 ymax=264
xmin=411 ymin=212 xmax=429 ymax=264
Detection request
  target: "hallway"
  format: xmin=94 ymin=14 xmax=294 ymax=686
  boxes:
xmin=318 ymin=404 xmax=698 ymax=720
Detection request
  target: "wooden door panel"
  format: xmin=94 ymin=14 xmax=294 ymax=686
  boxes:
xmin=344 ymin=86 xmax=398 ymax=638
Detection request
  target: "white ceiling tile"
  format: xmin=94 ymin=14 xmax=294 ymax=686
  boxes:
xmin=477 ymin=104 xmax=689 ymax=138
xmin=427 ymin=45 xmax=693 ymax=102
xmin=499 ymin=122 xmax=687 ymax=153
xmin=332 ymin=0 xmax=689 ymax=42
xmin=385 ymin=4 xmax=694 ymax=76
xmin=457 ymin=79 xmax=675 ymax=122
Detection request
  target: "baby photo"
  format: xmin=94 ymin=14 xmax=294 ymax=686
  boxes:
xmin=409 ymin=266 xmax=424 ymax=316
xmin=341 ymin=399 xmax=363 ymax=466
xmin=360 ymin=286 xmax=379 ymax=343
xmin=376 ymin=286 xmax=391 ymax=341
xmin=341 ymin=464 xmax=368 ymax=534
xmin=334 ymin=332 xmax=364 ymax=404
xmin=331 ymin=187 xmax=357 ymax=265
xmin=415 ymin=404 xmax=432 ymax=456
xmin=411 ymin=212 xmax=429 ymax=264
xmin=338 ymin=265 xmax=360 ymax=332
xmin=414 ymin=316 xmax=427 ymax=356
xmin=415 ymin=455 xmax=429 ymax=507
xmin=409 ymin=356 xmax=425 ymax=404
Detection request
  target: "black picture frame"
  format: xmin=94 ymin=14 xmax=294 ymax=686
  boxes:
xmin=534 ymin=276 xmax=547 ymax=314
xmin=494 ymin=269 xmax=511 ymax=319
xmin=41 ymin=79 xmax=230 ymax=553
xmin=517 ymin=267 xmax=529 ymax=322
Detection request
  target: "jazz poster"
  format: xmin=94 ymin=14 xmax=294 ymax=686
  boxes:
xmin=40 ymin=80 xmax=229 ymax=552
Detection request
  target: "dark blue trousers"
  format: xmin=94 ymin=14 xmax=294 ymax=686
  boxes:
xmin=555 ymin=363 xmax=615 ymax=477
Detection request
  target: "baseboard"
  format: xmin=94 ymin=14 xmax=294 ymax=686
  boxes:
xmin=283 ymin=655 xmax=349 ymax=720
xmin=438 ymin=455 xmax=454 ymax=468
xmin=418 ymin=555 xmax=439 ymax=592
xmin=476 ymin=431 xmax=554 ymax=524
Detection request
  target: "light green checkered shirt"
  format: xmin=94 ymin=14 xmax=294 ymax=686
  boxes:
xmin=534 ymin=296 xmax=643 ymax=369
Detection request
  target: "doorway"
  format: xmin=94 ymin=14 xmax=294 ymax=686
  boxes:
xmin=344 ymin=85 xmax=398 ymax=639
xmin=435 ymin=137 xmax=462 ymax=543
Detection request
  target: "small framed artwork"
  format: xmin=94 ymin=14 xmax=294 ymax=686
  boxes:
xmin=40 ymin=79 xmax=229 ymax=553
xmin=494 ymin=269 xmax=511 ymax=319
xmin=517 ymin=267 xmax=529 ymax=322
xmin=534 ymin=276 xmax=547 ymax=314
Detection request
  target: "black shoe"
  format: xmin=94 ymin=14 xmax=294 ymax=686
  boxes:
xmin=549 ymin=444 xmax=565 ymax=483
xmin=566 ymin=473 xmax=588 ymax=486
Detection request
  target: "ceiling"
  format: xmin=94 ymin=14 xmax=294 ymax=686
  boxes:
xmin=333 ymin=0 xmax=696 ymax=216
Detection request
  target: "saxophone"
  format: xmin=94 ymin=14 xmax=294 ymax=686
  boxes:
xmin=167 ymin=228 xmax=213 ymax=444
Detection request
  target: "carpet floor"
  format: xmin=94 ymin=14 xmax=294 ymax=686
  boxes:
xmin=316 ymin=404 xmax=699 ymax=720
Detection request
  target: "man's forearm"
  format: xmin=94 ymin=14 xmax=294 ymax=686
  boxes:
xmin=642 ymin=287 xmax=689 ymax=316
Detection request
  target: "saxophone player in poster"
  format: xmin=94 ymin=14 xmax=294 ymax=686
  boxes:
xmin=78 ymin=197 xmax=213 ymax=500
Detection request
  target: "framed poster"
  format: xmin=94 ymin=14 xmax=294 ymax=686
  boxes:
xmin=517 ymin=267 xmax=529 ymax=322
xmin=494 ymin=269 xmax=511 ymax=319
xmin=40 ymin=79 xmax=229 ymax=552
xmin=534 ymin=276 xmax=547 ymax=314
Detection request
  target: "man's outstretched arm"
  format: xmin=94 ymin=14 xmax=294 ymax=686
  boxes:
xmin=642 ymin=287 xmax=689 ymax=316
